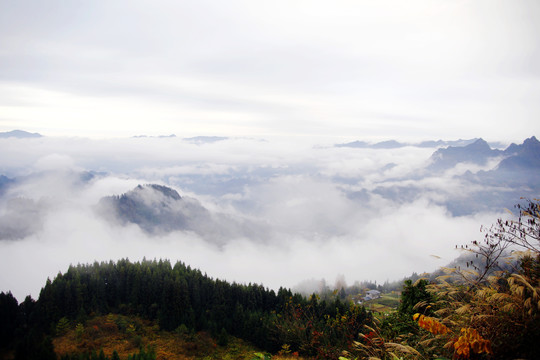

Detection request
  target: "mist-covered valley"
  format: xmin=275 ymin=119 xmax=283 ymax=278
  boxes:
xmin=1 ymin=131 xmax=539 ymax=301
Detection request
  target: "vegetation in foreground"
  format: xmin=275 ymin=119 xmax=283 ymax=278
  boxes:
xmin=1 ymin=199 xmax=539 ymax=360
xmin=341 ymin=199 xmax=540 ymax=360
xmin=52 ymin=313 xmax=304 ymax=360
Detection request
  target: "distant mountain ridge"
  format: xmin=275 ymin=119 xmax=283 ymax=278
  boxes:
xmin=184 ymin=136 xmax=229 ymax=144
xmin=427 ymin=136 xmax=540 ymax=172
xmin=367 ymin=136 xmax=540 ymax=215
xmin=427 ymin=138 xmax=502 ymax=171
xmin=497 ymin=136 xmax=540 ymax=170
xmin=0 ymin=130 xmax=42 ymax=138
xmin=334 ymin=138 xmax=506 ymax=149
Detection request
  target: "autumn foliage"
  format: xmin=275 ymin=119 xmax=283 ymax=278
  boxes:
xmin=412 ymin=314 xmax=449 ymax=335
xmin=452 ymin=328 xmax=492 ymax=359
xmin=416 ymin=199 xmax=540 ymax=359
xmin=340 ymin=199 xmax=540 ymax=360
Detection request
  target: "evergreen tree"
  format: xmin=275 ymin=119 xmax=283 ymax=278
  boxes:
xmin=398 ymin=279 xmax=433 ymax=315
xmin=0 ymin=291 xmax=19 ymax=349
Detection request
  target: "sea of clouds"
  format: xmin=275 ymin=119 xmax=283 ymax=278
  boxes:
xmin=0 ymin=135 xmax=505 ymax=300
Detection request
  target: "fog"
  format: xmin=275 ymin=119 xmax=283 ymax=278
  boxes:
xmin=0 ymin=136 xmax=506 ymax=300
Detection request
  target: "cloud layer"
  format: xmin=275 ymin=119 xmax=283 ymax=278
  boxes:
xmin=0 ymin=136 xmax=510 ymax=300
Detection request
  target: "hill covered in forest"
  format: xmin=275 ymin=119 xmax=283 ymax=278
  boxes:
xmin=0 ymin=259 xmax=369 ymax=360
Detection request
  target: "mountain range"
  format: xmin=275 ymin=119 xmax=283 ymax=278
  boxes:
xmin=0 ymin=130 xmax=231 ymax=144
xmin=369 ymin=136 xmax=540 ymax=215
xmin=427 ymin=136 xmax=540 ymax=171
xmin=335 ymin=138 xmax=508 ymax=149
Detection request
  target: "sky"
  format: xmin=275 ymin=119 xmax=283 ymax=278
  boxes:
xmin=1 ymin=0 xmax=540 ymax=141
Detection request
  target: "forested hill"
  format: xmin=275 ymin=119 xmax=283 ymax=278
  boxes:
xmin=39 ymin=259 xmax=281 ymax=344
xmin=1 ymin=259 xmax=370 ymax=359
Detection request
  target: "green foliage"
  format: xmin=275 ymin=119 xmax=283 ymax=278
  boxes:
xmin=175 ymin=323 xmax=189 ymax=336
xmin=1 ymin=258 xmax=373 ymax=359
xmin=398 ymin=279 xmax=433 ymax=316
xmin=2 ymin=259 xmax=315 ymax=356
xmin=126 ymin=323 xmax=136 ymax=335
xmin=216 ymin=327 xmax=229 ymax=347
xmin=278 ymin=343 xmax=291 ymax=355
xmin=272 ymin=295 xmax=371 ymax=359
xmin=379 ymin=311 xmax=419 ymax=341
xmin=251 ymin=352 xmax=271 ymax=360
xmin=56 ymin=317 xmax=71 ymax=336
xmin=373 ymin=295 xmax=400 ymax=309
xmin=75 ymin=323 xmax=84 ymax=341
xmin=29 ymin=259 xmax=288 ymax=351
xmin=126 ymin=347 xmax=156 ymax=360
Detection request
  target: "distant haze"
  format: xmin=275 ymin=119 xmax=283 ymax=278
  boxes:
xmin=2 ymin=134 xmax=538 ymax=300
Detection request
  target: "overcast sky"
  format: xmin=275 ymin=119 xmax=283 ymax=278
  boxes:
xmin=1 ymin=0 xmax=539 ymax=141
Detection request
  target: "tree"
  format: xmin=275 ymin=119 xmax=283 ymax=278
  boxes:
xmin=0 ymin=291 xmax=19 ymax=349
xmin=398 ymin=279 xmax=433 ymax=315
xmin=55 ymin=317 xmax=70 ymax=336
xmin=216 ymin=327 xmax=229 ymax=347
xmin=469 ymin=198 xmax=540 ymax=284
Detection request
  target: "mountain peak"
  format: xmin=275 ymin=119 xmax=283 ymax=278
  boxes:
xmin=523 ymin=136 xmax=539 ymax=147
xmin=498 ymin=136 xmax=540 ymax=170
xmin=98 ymin=184 xmax=211 ymax=235
xmin=428 ymin=138 xmax=500 ymax=171
xmin=467 ymin=138 xmax=491 ymax=151
xmin=134 ymin=184 xmax=182 ymax=201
